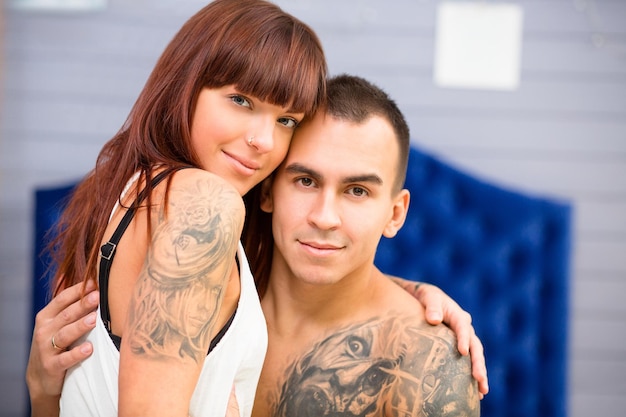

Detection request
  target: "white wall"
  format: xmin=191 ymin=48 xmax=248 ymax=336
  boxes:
xmin=1 ymin=0 xmax=625 ymax=415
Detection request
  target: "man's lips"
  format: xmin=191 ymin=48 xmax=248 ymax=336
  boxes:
xmin=298 ymin=240 xmax=345 ymax=253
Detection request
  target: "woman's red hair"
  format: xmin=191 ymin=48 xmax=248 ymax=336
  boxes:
xmin=50 ymin=0 xmax=326 ymax=296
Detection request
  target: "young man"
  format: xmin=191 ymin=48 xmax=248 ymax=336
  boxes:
xmin=26 ymin=75 xmax=486 ymax=416
xmin=253 ymin=74 xmax=479 ymax=416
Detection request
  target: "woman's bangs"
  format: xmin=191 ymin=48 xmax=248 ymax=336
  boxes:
xmin=241 ymin=65 xmax=322 ymax=116
xmin=214 ymin=27 xmax=324 ymax=116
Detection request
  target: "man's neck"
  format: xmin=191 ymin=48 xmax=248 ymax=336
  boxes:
xmin=261 ymin=261 xmax=384 ymax=338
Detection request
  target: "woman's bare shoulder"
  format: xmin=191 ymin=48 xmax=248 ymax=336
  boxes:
xmin=157 ymin=167 xmax=245 ymax=220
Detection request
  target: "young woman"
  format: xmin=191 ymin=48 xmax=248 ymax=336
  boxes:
xmin=38 ymin=1 xmax=325 ymax=416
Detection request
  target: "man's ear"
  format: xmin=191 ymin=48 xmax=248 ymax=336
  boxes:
xmin=383 ymin=189 xmax=410 ymax=238
xmin=259 ymin=177 xmax=274 ymax=213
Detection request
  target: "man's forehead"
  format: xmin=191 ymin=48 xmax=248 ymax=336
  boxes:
xmin=291 ymin=113 xmax=394 ymax=154
xmin=290 ymin=113 xmax=354 ymax=149
xmin=283 ymin=122 xmax=394 ymax=187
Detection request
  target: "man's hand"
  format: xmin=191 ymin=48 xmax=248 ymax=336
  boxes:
xmin=26 ymin=280 xmax=98 ymax=416
xmin=390 ymin=277 xmax=489 ymax=398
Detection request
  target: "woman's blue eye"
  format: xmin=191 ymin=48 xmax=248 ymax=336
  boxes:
xmin=231 ymin=95 xmax=251 ymax=107
xmin=278 ymin=117 xmax=298 ymax=128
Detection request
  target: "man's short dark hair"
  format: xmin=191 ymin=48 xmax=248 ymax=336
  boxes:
xmin=324 ymin=74 xmax=410 ymax=192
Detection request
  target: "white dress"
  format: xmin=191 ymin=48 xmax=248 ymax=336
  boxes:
xmin=59 ymin=242 xmax=267 ymax=417
xmin=59 ymin=173 xmax=268 ymax=417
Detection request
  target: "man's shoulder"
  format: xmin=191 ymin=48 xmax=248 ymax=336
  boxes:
xmin=272 ymin=314 xmax=480 ymax=416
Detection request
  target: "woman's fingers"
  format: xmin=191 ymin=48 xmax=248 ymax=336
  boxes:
xmin=26 ymin=280 xmax=99 ymax=399
xmin=52 ymin=310 xmax=97 ymax=350
xmin=469 ymin=332 xmax=489 ymax=397
xmin=51 ymin=291 xmax=99 ymax=350
xmin=417 ymin=284 xmax=473 ymax=355
xmin=46 ymin=281 xmax=96 ymax=320
xmin=414 ymin=283 xmax=489 ymax=398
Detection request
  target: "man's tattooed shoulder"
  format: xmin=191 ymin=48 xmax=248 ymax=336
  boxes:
xmin=273 ymin=315 xmax=480 ymax=417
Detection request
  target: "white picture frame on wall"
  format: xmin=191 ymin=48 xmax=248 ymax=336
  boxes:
xmin=9 ymin=0 xmax=107 ymax=12
xmin=433 ymin=1 xmax=524 ymax=91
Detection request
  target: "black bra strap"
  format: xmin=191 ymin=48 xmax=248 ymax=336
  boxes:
xmin=99 ymin=167 xmax=185 ymax=333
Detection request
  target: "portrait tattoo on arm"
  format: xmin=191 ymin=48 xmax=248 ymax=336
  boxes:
xmin=125 ymin=178 xmax=242 ymax=363
xmin=274 ymin=317 xmax=479 ymax=417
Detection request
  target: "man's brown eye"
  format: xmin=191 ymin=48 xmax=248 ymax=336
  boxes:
xmin=298 ymin=178 xmax=313 ymax=187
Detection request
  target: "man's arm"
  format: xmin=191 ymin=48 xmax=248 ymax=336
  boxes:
xmin=26 ymin=281 xmax=98 ymax=417
xmin=389 ymin=276 xmax=488 ymax=397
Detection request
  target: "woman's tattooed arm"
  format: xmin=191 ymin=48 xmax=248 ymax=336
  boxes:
xmin=125 ymin=174 xmax=244 ymax=363
xmin=273 ymin=317 xmax=480 ymax=417
xmin=118 ymin=172 xmax=245 ymax=415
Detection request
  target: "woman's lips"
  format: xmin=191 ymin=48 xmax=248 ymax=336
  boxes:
xmin=223 ymin=151 xmax=259 ymax=176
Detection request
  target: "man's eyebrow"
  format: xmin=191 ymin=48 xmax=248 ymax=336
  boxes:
xmin=343 ymin=174 xmax=383 ymax=186
xmin=284 ymin=163 xmax=322 ymax=181
xmin=285 ymin=163 xmax=383 ymax=186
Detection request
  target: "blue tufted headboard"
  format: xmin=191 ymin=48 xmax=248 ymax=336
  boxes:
xmin=376 ymin=145 xmax=571 ymax=417
xmin=32 ymin=183 xmax=77 ymax=327
xmin=32 ymin=145 xmax=571 ymax=417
